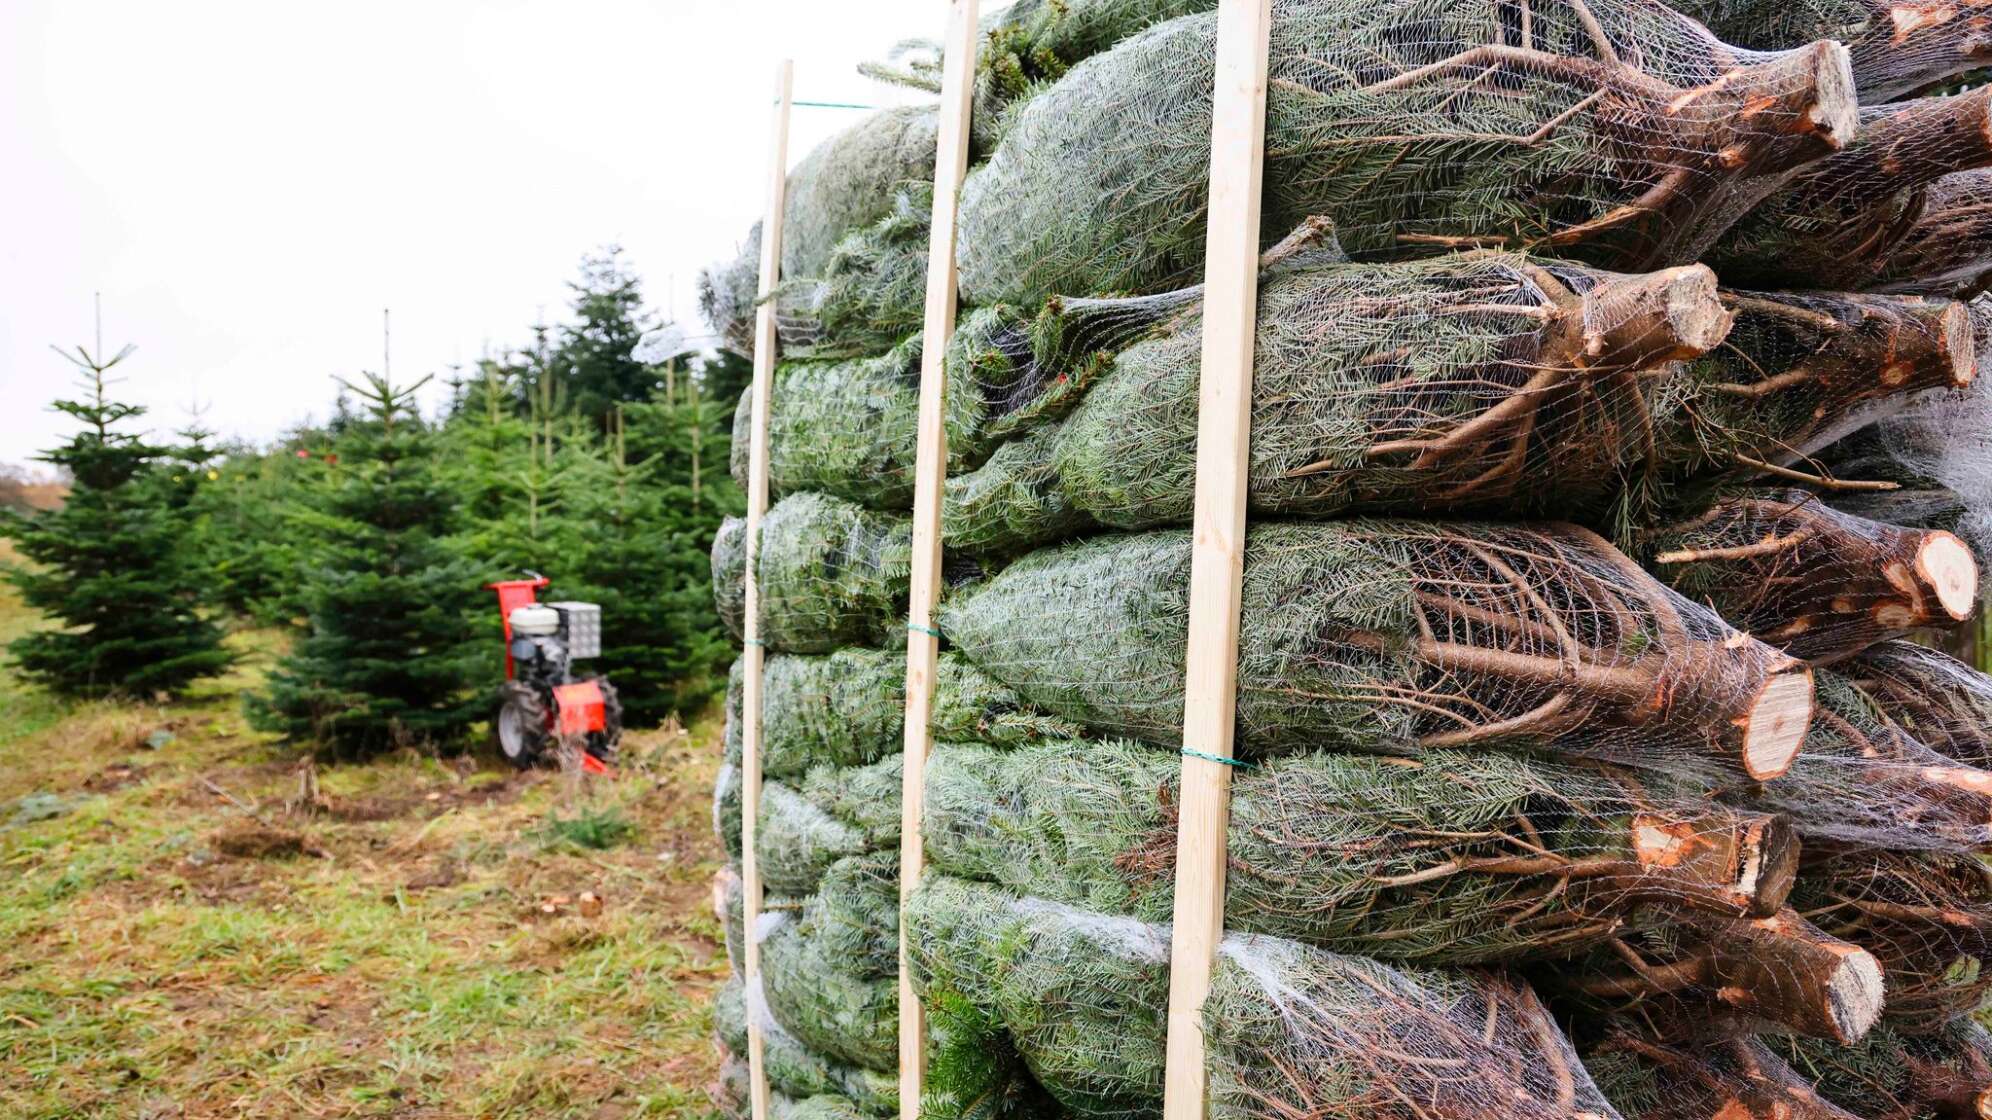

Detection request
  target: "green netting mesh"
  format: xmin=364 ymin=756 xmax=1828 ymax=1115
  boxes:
xmin=954 ymin=0 xmax=1855 ymax=308
xmin=923 ymin=738 xmax=1796 ymax=964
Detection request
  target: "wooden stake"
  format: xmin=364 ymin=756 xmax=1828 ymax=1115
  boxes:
xmin=1162 ymin=3 xmax=1271 ymax=1119
xmin=901 ymin=4 xmax=979 ymax=1118
xmin=740 ymin=58 xmax=793 ymax=1120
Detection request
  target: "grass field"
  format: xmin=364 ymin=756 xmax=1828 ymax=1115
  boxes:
xmin=0 ymin=542 xmax=729 ymax=1119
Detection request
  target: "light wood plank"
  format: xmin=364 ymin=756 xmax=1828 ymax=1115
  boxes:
xmin=1161 ymin=3 xmax=1272 ymax=1119
xmin=740 ymin=57 xmax=794 ymax=1120
xmin=900 ymin=4 xmax=980 ymax=1117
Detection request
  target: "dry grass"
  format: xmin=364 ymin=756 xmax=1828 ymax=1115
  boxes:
xmin=0 ymin=544 xmax=729 ymax=1119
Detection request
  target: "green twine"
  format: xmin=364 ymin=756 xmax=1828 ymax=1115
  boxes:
xmin=1181 ymin=747 xmax=1251 ymax=769
xmin=907 ymin=622 xmax=943 ymax=639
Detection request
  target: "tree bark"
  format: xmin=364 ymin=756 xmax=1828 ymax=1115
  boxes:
xmin=1669 ymin=0 xmax=1992 ymax=101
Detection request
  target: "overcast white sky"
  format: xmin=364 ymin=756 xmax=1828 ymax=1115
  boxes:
xmin=1 ymin=0 xmax=967 ymax=464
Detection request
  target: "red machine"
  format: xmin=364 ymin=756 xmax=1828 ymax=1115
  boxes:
xmin=487 ymin=572 xmax=620 ymax=771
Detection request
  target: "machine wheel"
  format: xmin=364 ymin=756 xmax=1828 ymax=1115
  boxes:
xmin=494 ymin=680 xmax=552 ymax=769
xmin=586 ymin=678 xmax=624 ymax=763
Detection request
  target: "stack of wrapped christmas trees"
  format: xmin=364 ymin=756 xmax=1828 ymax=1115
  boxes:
xmin=703 ymin=1 xmax=1992 ymax=1116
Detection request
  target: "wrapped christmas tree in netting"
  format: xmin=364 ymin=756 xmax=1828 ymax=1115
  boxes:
xmin=1867 ymin=170 xmax=1992 ymax=297
xmin=923 ymin=738 xmax=1798 ymax=964
xmin=755 ymin=755 xmax=901 ymax=896
xmin=961 ymin=268 xmax=1969 ymax=548
xmin=1664 ymin=0 xmax=1992 ymax=100
xmin=937 ymin=519 xmax=1816 ymax=779
xmin=1708 ymin=90 xmax=1992 ymax=290
xmin=1764 ymin=1021 xmax=1992 ymax=1119
xmin=728 ymin=341 xmax=923 ymax=509
xmin=721 ymin=649 xmax=1081 ymax=779
xmin=1637 ymin=488 xmax=1979 ymax=664
xmin=713 ymin=977 xmax=900 ymax=1117
xmin=711 ymin=492 xmax=913 ymax=653
xmin=760 ymin=853 xmax=902 ymax=1072
xmin=698 ymin=105 xmax=938 ymax=352
xmin=752 ymin=247 xmax=1974 ymax=557
xmin=1581 ymin=1024 xmax=1862 ymax=1120
xmin=1846 ymin=638 xmax=1992 ymax=769
xmin=907 ymin=875 xmax=1625 ymax=1120
xmin=1789 ymin=846 xmax=1992 ymax=1029
xmin=954 ymin=0 xmax=1856 ymax=307
xmin=1552 ymin=907 xmax=1885 ymax=1043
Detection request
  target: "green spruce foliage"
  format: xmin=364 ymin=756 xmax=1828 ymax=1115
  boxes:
xmin=2 ymin=337 xmax=233 ymax=697
xmin=555 ymin=247 xmax=660 ymax=431
xmin=249 ymin=373 xmax=482 ymax=757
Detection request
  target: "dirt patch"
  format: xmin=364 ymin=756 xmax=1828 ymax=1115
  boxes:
xmin=83 ymin=761 xmax=152 ymax=793
xmin=211 ymin=822 xmax=325 ymax=860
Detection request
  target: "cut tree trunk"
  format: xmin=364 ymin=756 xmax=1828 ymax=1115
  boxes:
xmin=1711 ymin=89 xmax=1992 ymax=289
xmin=1791 ymin=845 xmax=1992 ymax=1028
xmin=922 ymin=739 xmax=1800 ymax=965
xmin=1684 ymin=289 xmax=1976 ymax=475
xmin=1565 ymin=908 xmax=1885 ymax=1044
xmin=936 ymin=519 xmax=1816 ymax=780
xmin=1659 ymin=668 xmax=1992 ymax=854
xmin=1846 ymin=638 xmax=1992 ymax=769
xmin=1639 ymin=487 xmax=1978 ymax=663
xmin=1667 ymin=0 xmax=1992 ymax=101
xmin=1584 ymin=1025 xmax=1861 ymax=1119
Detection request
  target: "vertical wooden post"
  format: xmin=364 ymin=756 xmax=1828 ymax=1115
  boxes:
xmin=1161 ymin=3 xmax=1272 ymax=1119
xmin=900 ymin=3 xmax=980 ymax=1118
xmin=740 ymin=58 xmax=794 ymax=1120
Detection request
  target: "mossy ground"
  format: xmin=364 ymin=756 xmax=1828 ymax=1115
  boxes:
xmin=0 ymin=542 xmax=728 ymax=1119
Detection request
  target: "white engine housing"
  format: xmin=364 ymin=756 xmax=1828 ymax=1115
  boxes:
xmin=508 ymin=604 xmax=562 ymax=637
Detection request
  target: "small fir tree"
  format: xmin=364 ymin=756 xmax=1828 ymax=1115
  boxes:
xmin=249 ymin=372 xmax=482 ymax=757
xmin=1 ymin=333 xmax=234 ymax=696
xmin=579 ymin=383 xmax=740 ymax=720
xmin=554 ymin=246 xmax=659 ymax=430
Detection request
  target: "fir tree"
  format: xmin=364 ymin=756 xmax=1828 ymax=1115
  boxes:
xmin=554 ymin=246 xmax=659 ymax=430
xmin=249 ymin=372 xmax=482 ymax=757
xmin=578 ymin=385 xmax=740 ymax=720
xmin=1 ymin=330 xmax=234 ymax=697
